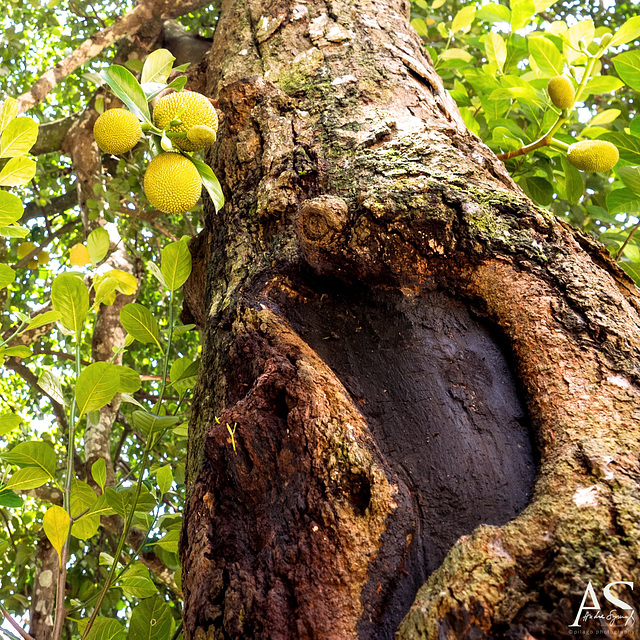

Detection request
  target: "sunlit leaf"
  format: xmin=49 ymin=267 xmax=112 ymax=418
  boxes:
xmin=2 ymin=440 xmax=57 ymax=475
xmin=118 ymin=575 xmax=157 ymax=599
xmin=607 ymin=15 xmax=640 ymax=48
xmin=188 ymin=156 xmax=224 ymax=213
xmin=115 ymin=365 xmax=141 ymax=393
xmin=0 ymin=191 xmax=24 ymax=226
xmin=5 ymin=467 xmax=51 ymax=491
xmin=528 ymin=37 xmax=563 ymax=77
xmin=43 ymin=505 xmax=70 ymax=565
xmin=85 ymin=617 xmax=126 ymax=640
xmin=91 ymin=459 xmax=107 ymax=491
xmin=613 ymin=51 xmax=640 ymax=93
xmin=141 ymin=48 xmax=175 ymax=84
xmin=0 ymin=264 xmax=15 ymax=289
xmin=0 ymin=413 xmax=22 ymax=436
xmin=75 ymin=362 xmax=121 ymax=416
xmin=100 ymin=65 xmax=151 ymax=123
xmin=69 ymin=242 xmax=91 ymax=266
xmin=606 ymin=188 xmax=640 ymax=216
xmin=0 ymin=117 xmax=38 ymax=158
xmin=128 ymin=597 xmax=173 ymax=640
xmin=87 ymin=227 xmax=111 ymax=264
xmin=51 ymin=273 xmax=89 ymax=335
xmin=0 ymin=157 xmax=36 ymax=186
xmin=38 ymin=370 xmax=65 ymax=406
xmin=120 ymin=303 xmax=161 ymax=348
xmin=0 ymin=98 xmax=18 ymax=134
xmin=161 ymin=237 xmax=192 ymax=292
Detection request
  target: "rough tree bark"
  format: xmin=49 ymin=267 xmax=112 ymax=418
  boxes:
xmin=180 ymin=0 xmax=640 ymax=638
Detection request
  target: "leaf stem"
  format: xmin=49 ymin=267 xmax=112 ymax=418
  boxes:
xmin=81 ymin=291 xmax=175 ymax=640
xmin=0 ymin=603 xmax=36 ymax=640
xmin=51 ymin=337 xmax=82 ymax=640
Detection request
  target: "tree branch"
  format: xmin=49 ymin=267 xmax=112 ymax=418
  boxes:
xmin=21 ymin=190 xmax=78 ymax=224
xmin=16 ymin=0 xmax=216 ymax=114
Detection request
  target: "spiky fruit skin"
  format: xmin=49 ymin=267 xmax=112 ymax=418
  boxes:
xmin=93 ymin=109 xmax=142 ymax=154
xmin=187 ymin=125 xmax=217 ymax=148
xmin=152 ymin=91 xmax=218 ymax=151
xmin=144 ymin=153 xmax=202 ymax=214
xmin=567 ymin=140 xmax=619 ymax=172
xmin=547 ymin=76 xmax=575 ymax=110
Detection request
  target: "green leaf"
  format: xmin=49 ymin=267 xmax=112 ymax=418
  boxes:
xmin=118 ymin=575 xmax=157 ymax=599
xmin=156 ymin=465 xmax=173 ymax=496
xmin=590 ymin=109 xmax=621 ymax=127
xmin=520 ymin=176 xmax=553 ymax=206
xmin=5 ymin=467 xmax=51 ymax=491
xmin=437 ymin=48 xmax=474 ymax=64
xmin=0 ymin=413 xmax=22 ymax=436
xmin=91 ymin=459 xmax=107 ymax=491
xmin=120 ymin=303 xmax=161 ymax=348
xmin=2 ymin=441 xmax=57 ymax=475
xmin=51 ymin=273 xmax=89 ymax=336
xmin=147 ymin=262 xmax=166 ymax=288
xmin=476 ymin=3 xmax=511 ymax=24
xmin=87 ymin=227 xmax=110 ymax=264
xmin=104 ymin=488 xmax=128 ymax=518
xmin=561 ymin=156 xmax=584 ymax=205
xmin=142 ymin=75 xmax=187 ymax=102
xmin=76 ymin=362 xmax=121 ymax=416
xmin=172 ymin=323 xmax=196 ymax=336
xmin=0 ymin=98 xmax=18 ymax=134
xmin=617 ymin=166 xmax=640 ymax=196
xmin=161 ymin=237 xmax=192 ymax=292
xmin=188 ymin=156 xmax=224 ymax=213
xmin=0 ymin=345 xmax=31 ymax=358
xmin=100 ymin=65 xmax=151 ymax=123
xmin=607 ymin=15 xmax=640 ymax=48
xmin=0 ymin=117 xmax=38 ymax=158
xmin=484 ymin=32 xmax=507 ymax=74
xmin=451 ymin=5 xmax=475 ymax=33
xmin=154 ymin=529 xmax=179 ymax=552
xmin=121 ymin=486 xmax=157 ymax=515
xmin=115 ymin=365 xmax=141 ymax=393
xmin=510 ymin=0 xmax=535 ymax=31
xmin=0 ymin=488 xmax=23 ymax=508
xmin=600 ymin=132 xmax=640 ymax=165
xmin=528 ymin=37 xmax=563 ymax=77
xmin=70 ymin=479 xmax=99 ymax=539
xmin=613 ymin=51 xmax=640 ymax=92
xmin=24 ymin=310 xmax=62 ymax=332
xmin=131 ymin=411 xmax=180 ymax=435
xmin=606 ymin=188 xmax=640 ymax=216
xmin=85 ymin=617 xmax=127 ymax=640
xmin=0 ymin=263 xmax=15 ymax=289
xmin=85 ymin=493 xmax=117 ymax=518
xmin=43 ymin=505 xmax=70 ymax=565
xmin=0 ymin=224 xmax=30 ymax=238
xmin=0 ymin=157 xmax=36 ymax=186
xmin=170 ymin=358 xmax=199 ymax=395
xmin=568 ymin=20 xmax=594 ymax=52
xmin=37 ymin=370 xmax=65 ymax=406
xmin=141 ymin=48 xmax=175 ymax=84
xmin=128 ymin=597 xmax=173 ymax=640
xmin=583 ymin=76 xmax=624 ymax=96
xmin=621 ymin=260 xmax=640 ymax=286
xmin=0 ymin=191 xmax=24 ymax=226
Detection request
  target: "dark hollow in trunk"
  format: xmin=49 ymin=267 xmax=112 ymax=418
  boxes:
xmin=278 ymin=276 xmax=536 ymax=637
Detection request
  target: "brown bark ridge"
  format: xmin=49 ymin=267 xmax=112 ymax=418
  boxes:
xmin=180 ymin=0 xmax=640 ymax=639
xmin=29 ymin=536 xmax=58 ymax=640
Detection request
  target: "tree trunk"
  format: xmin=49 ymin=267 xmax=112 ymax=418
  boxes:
xmin=180 ymin=0 xmax=640 ymax=638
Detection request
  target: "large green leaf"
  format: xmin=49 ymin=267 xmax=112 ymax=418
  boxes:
xmin=75 ymin=362 xmax=121 ymax=416
xmin=70 ymin=479 xmax=99 ymax=539
xmin=141 ymin=48 xmax=175 ymax=84
xmin=0 ymin=98 xmax=18 ymax=134
xmin=0 ymin=117 xmax=38 ymax=158
xmin=606 ymin=188 xmax=640 ymax=216
xmin=617 ymin=166 xmax=640 ymax=195
xmin=128 ymin=597 xmax=173 ymax=640
xmin=561 ymin=156 xmax=584 ymax=205
xmin=118 ymin=575 xmax=157 ymax=599
xmin=528 ymin=37 xmax=563 ymax=77
xmin=87 ymin=227 xmax=110 ymax=264
xmin=0 ymin=488 xmax=23 ymax=508
xmin=607 ymin=15 xmax=640 ymax=48
xmin=100 ymin=65 xmax=150 ymax=123
xmin=85 ymin=617 xmax=127 ymax=640
xmin=131 ymin=411 xmax=180 ymax=435
xmin=520 ymin=176 xmax=553 ymax=206
xmin=115 ymin=365 xmax=141 ymax=393
xmin=0 ymin=191 xmax=24 ymax=226
xmin=600 ymin=132 xmax=640 ymax=165
xmin=484 ymin=32 xmax=507 ymax=73
xmin=24 ymin=310 xmax=62 ymax=331
xmin=510 ymin=0 xmax=535 ymax=31
xmin=5 ymin=467 xmax=51 ymax=491
xmin=120 ymin=303 xmax=161 ymax=348
xmin=161 ymin=237 xmax=192 ymax=292
xmin=0 ymin=263 xmax=15 ymax=289
xmin=38 ymin=370 xmax=65 ymax=406
xmin=0 ymin=413 xmax=22 ymax=436
xmin=2 ymin=441 xmax=57 ymax=475
xmin=0 ymin=156 xmax=36 ymax=186
xmin=476 ymin=3 xmax=511 ymax=24
xmin=451 ymin=5 xmax=475 ymax=33
xmin=613 ymin=51 xmax=640 ymax=92
xmin=584 ymin=76 xmax=624 ymax=97
xmin=51 ymin=273 xmax=89 ymax=335
xmin=155 ymin=465 xmax=173 ymax=496
xmin=188 ymin=156 xmax=224 ymax=213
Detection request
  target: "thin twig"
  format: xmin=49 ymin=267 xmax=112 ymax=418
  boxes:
xmin=616 ymin=220 xmax=640 ymax=263
xmin=0 ymin=604 xmax=36 ymax=640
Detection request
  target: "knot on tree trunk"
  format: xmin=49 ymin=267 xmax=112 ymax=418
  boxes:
xmin=296 ymin=195 xmax=349 ymax=271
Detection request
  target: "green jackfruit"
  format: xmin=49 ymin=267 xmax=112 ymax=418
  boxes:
xmin=93 ymin=109 xmax=142 ymax=154
xmin=566 ymin=140 xmax=619 ymax=172
xmin=144 ymin=153 xmax=202 ymax=214
xmin=187 ymin=125 xmax=217 ymax=148
xmin=547 ymin=76 xmax=575 ymax=110
xmin=153 ymin=91 xmax=218 ymax=152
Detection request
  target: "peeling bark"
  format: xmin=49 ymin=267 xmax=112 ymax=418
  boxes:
xmin=29 ymin=536 xmax=58 ymax=640
xmin=179 ymin=0 xmax=640 ymax=638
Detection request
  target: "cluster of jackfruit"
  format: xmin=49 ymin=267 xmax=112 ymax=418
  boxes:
xmin=92 ymin=91 xmax=218 ymax=214
xmin=543 ymin=76 xmax=619 ymax=174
